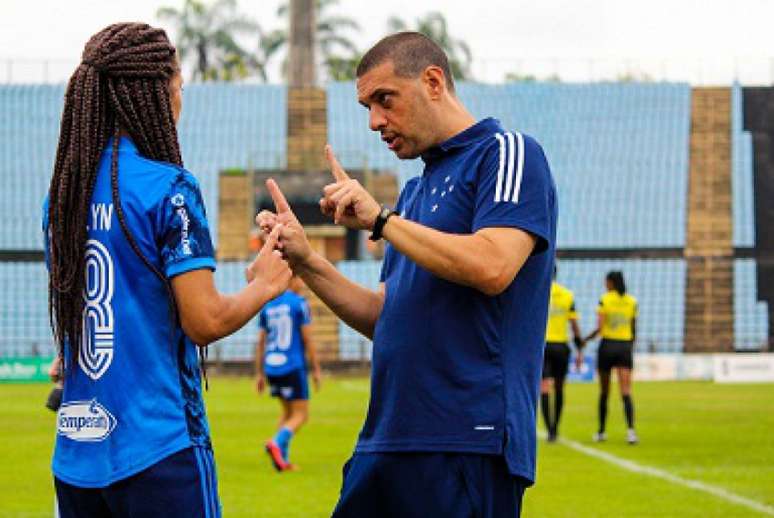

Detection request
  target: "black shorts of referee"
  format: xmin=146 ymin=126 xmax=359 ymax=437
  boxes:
xmin=597 ymin=339 xmax=634 ymax=373
xmin=542 ymin=342 xmax=571 ymax=380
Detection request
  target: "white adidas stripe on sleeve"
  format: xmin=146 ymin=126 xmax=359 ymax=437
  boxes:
xmin=493 ymin=131 xmax=524 ymax=204
xmin=511 ymin=132 xmax=525 ymax=204
xmin=493 ymin=133 xmax=506 ymax=202
xmin=502 ymin=132 xmax=516 ymax=202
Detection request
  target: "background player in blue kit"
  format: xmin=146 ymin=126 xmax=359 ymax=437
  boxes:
xmin=44 ymin=23 xmax=291 ymax=518
xmin=258 ymin=32 xmax=557 ymax=518
xmin=255 ymin=275 xmax=321 ymax=471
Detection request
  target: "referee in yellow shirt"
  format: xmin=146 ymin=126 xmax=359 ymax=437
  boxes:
xmin=584 ymin=271 xmax=639 ymax=444
xmin=542 ymin=267 xmax=583 ymax=442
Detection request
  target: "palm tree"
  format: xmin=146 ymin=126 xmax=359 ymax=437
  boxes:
xmin=324 ymin=54 xmax=362 ymax=81
xmin=269 ymin=0 xmax=361 ymax=82
xmin=157 ymin=0 xmax=266 ymax=81
xmin=387 ymin=12 xmax=473 ymax=81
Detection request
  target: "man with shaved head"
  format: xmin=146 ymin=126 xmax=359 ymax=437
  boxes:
xmin=259 ymin=32 xmax=557 ymax=517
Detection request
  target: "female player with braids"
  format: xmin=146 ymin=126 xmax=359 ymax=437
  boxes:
xmin=45 ymin=23 xmax=291 ymax=517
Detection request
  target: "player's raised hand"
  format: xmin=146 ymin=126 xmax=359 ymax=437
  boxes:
xmin=255 ymin=210 xmax=279 ymax=236
xmin=248 ymin=224 xmax=292 ymax=300
xmin=260 ymin=179 xmax=313 ymax=268
xmin=321 ymin=144 xmax=381 ymax=230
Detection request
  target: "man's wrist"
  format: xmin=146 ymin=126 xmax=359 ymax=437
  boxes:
xmin=367 ymin=205 xmax=381 ymax=231
xmin=293 ymin=249 xmax=314 ymax=270
xmin=369 ymin=206 xmax=398 ymax=241
xmin=296 ymin=251 xmax=324 ymax=278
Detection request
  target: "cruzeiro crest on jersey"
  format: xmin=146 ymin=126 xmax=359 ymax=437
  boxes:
xmin=79 ymin=239 xmax=115 ymax=380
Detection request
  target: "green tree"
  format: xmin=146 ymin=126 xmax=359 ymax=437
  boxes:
xmin=269 ymin=0 xmax=361 ymax=82
xmin=504 ymin=72 xmax=537 ymax=83
xmin=616 ymin=70 xmax=654 ymax=83
xmin=157 ymin=0 xmax=266 ymax=81
xmin=387 ymin=12 xmax=473 ymax=81
xmin=504 ymin=72 xmax=561 ymax=83
xmin=324 ymin=54 xmax=362 ymax=81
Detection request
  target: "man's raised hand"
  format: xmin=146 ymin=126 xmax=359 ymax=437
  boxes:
xmin=326 ymin=144 xmax=350 ymax=182
xmin=255 ymin=179 xmax=313 ymax=268
xmin=321 ymin=144 xmax=381 ymax=230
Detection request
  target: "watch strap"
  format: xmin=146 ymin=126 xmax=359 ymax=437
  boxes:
xmin=369 ymin=206 xmax=397 ymax=241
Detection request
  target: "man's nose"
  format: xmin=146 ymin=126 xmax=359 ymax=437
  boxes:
xmin=369 ymin=107 xmax=386 ymax=132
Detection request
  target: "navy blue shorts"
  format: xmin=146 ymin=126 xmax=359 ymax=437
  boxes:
xmin=267 ymin=369 xmax=309 ymax=401
xmin=55 ymin=446 xmax=220 ymax=518
xmin=331 ymin=452 xmax=527 ymax=518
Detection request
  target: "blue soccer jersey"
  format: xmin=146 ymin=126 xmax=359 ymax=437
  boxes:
xmin=360 ymin=118 xmax=557 ymax=484
xmin=43 ymin=137 xmax=216 ymax=487
xmin=259 ymin=290 xmax=312 ymax=377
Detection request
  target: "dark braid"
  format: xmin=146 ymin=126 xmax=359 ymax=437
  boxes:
xmin=48 ymin=23 xmax=186 ymax=374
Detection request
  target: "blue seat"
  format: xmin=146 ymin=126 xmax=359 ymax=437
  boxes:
xmin=327 ymin=81 xmax=692 ymax=249
xmin=732 ymin=83 xmax=755 ymax=247
xmin=734 ymin=260 xmax=769 ymax=350
xmin=0 ymin=82 xmax=766 ymax=357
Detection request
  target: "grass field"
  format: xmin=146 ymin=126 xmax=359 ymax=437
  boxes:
xmin=1 ymin=377 xmax=773 ymax=517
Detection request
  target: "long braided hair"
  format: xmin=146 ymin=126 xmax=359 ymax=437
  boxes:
xmin=48 ymin=23 xmax=183 ymax=370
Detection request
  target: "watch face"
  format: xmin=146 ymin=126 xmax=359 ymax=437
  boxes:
xmin=381 ymin=207 xmax=392 ymax=219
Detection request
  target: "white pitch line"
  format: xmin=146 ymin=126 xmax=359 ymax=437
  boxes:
xmin=556 ymin=436 xmax=774 ymax=516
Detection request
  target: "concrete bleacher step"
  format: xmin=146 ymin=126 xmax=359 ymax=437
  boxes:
xmin=287 ymin=87 xmax=327 ymax=172
xmin=217 ymin=173 xmax=253 ymax=261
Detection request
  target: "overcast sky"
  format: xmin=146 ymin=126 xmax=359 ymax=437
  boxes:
xmin=2 ymin=0 xmax=773 ymax=84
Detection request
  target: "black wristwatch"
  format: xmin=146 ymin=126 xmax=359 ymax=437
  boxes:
xmin=369 ymin=206 xmax=398 ymax=241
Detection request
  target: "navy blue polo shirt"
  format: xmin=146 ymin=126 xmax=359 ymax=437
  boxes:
xmin=357 ymin=118 xmax=557 ymax=484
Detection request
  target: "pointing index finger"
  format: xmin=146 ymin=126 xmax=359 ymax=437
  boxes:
xmin=266 ymin=178 xmax=291 ymax=214
xmin=261 ymin=223 xmax=283 ymax=253
xmin=325 ymin=144 xmax=350 ymax=182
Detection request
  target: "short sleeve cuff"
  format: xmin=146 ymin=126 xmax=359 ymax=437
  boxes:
xmin=165 ymin=257 xmax=217 ymax=279
xmin=472 ymin=219 xmax=550 ymax=254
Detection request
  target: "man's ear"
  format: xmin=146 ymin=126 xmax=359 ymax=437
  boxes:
xmin=422 ymin=65 xmax=448 ymax=100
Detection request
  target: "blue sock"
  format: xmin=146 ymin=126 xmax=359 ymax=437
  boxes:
xmin=273 ymin=427 xmax=293 ymax=461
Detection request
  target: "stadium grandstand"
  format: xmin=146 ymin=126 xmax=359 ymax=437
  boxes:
xmin=3 ymin=1 xmax=774 ymax=514
xmin=0 ymin=79 xmax=771 ymax=364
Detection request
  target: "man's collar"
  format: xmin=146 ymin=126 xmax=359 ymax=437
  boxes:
xmin=421 ymin=118 xmax=502 ymax=163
